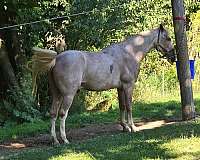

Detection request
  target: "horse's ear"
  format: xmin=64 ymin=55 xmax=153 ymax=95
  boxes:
xmin=159 ymin=24 xmax=164 ymax=32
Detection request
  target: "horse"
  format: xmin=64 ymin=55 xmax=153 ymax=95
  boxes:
xmin=31 ymin=24 xmax=175 ymax=144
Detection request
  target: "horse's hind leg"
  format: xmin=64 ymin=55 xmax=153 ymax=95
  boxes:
xmin=59 ymin=92 xmax=76 ymax=144
xmin=50 ymin=95 xmax=62 ymax=145
xmin=49 ymin=73 xmax=62 ymax=144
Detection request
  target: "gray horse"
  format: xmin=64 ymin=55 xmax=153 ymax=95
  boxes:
xmin=31 ymin=24 xmax=175 ymax=144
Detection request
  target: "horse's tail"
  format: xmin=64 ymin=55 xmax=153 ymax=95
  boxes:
xmin=28 ymin=47 xmax=57 ymax=96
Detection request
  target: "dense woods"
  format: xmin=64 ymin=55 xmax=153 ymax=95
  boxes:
xmin=0 ymin=0 xmax=200 ymax=124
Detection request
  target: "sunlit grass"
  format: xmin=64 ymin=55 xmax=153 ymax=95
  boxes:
xmin=160 ymin=137 xmax=200 ymax=160
xmin=49 ymin=151 xmax=95 ymax=160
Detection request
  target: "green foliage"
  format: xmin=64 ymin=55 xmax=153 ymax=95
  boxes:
xmin=187 ymin=10 xmax=200 ymax=92
xmin=69 ymin=90 xmax=87 ymax=114
xmin=1 ymin=0 xmax=200 ymax=119
xmin=188 ymin=10 xmax=200 ymax=57
xmin=36 ymin=74 xmax=51 ymax=114
xmin=0 ymin=72 xmax=40 ymax=123
xmin=85 ymin=90 xmax=117 ymax=111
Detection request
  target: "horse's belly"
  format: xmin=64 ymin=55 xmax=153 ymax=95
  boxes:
xmin=81 ymin=75 xmax=120 ymax=91
xmin=82 ymin=82 xmax=119 ymax=91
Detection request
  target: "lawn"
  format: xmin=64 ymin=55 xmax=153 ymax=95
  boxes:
xmin=0 ymin=93 xmax=200 ymax=160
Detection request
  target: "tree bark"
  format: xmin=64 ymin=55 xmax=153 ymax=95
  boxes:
xmin=171 ymin=0 xmax=195 ymax=120
xmin=0 ymin=40 xmax=18 ymax=89
xmin=0 ymin=4 xmax=20 ymax=92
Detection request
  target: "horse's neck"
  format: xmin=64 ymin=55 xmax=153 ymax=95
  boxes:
xmin=123 ymin=29 xmax=158 ymax=62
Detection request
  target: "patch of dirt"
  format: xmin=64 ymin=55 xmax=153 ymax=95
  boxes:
xmin=0 ymin=118 xmax=183 ymax=152
xmin=0 ymin=123 xmax=123 ymax=150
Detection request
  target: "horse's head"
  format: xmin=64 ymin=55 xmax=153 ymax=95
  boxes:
xmin=155 ymin=24 xmax=176 ymax=63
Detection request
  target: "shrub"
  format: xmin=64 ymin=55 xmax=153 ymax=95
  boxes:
xmin=0 ymin=72 xmax=40 ymax=123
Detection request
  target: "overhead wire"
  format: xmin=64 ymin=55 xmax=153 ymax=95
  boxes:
xmin=0 ymin=3 xmax=129 ymax=30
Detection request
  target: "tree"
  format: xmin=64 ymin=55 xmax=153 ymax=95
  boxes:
xmin=171 ymin=0 xmax=195 ymax=120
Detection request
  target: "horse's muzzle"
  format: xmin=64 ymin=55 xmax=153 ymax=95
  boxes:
xmin=161 ymin=49 xmax=176 ymax=64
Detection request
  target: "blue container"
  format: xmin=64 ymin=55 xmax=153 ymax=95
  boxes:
xmin=176 ymin=60 xmax=195 ymax=79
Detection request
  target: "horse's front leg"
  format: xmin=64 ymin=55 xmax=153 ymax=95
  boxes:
xmin=117 ymin=88 xmax=131 ymax=132
xmin=124 ymin=85 xmax=139 ymax=132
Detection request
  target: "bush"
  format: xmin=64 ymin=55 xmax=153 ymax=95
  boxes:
xmin=85 ymin=90 xmax=117 ymax=111
xmin=0 ymin=72 xmax=40 ymax=123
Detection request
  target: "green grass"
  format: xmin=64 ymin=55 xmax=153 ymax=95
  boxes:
xmin=0 ymin=120 xmax=49 ymax=142
xmin=1 ymin=120 xmax=200 ymax=160
xmin=1 ymin=92 xmax=200 ymax=160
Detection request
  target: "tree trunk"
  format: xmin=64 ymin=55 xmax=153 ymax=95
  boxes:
xmin=0 ymin=4 xmax=20 ymax=92
xmin=0 ymin=40 xmax=18 ymax=89
xmin=171 ymin=0 xmax=195 ymax=120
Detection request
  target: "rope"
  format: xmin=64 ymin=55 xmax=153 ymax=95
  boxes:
xmin=0 ymin=3 xmax=128 ymax=30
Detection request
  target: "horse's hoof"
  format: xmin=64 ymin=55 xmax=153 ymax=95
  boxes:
xmin=53 ymin=140 xmax=60 ymax=146
xmin=122 ymin=125 xmax=132 ymax=132
xmin=63 ymin=139 xmax=70 ymax=144
xmin=130 ymin=125 xmax=140 ymax=132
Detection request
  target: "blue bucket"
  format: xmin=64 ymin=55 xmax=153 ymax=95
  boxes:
xmin=176 ymin=60 xmax=195 ymax=79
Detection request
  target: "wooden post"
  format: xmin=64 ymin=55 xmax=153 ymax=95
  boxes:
xmin=171 ymin=0 xmax=195 ymax=120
